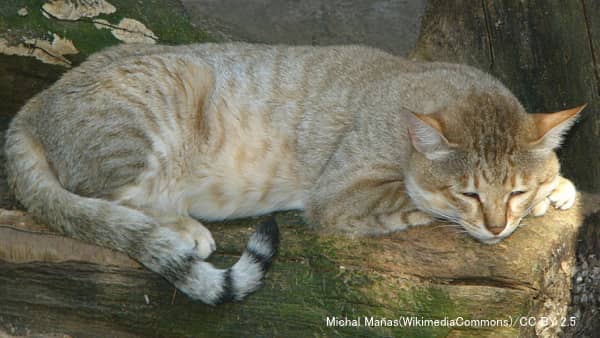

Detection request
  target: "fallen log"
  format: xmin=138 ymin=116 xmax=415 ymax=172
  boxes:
xmin=0 ymin=195 xmax=595 ymax=337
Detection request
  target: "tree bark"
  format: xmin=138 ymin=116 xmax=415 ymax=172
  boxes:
xmin=411 ymin=0 xmax=600 ymax=193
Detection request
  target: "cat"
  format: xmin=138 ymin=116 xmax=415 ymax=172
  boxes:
xmin=4 ymin=43 xmax=583 ymax=305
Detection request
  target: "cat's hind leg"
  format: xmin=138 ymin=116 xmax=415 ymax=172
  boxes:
xmin=138 ymin=212 xmax=278 ymax=304
xmin=146 ymin=212 xmax=217 ymax=259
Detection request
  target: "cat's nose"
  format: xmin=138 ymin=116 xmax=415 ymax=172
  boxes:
xmin=486 ymin=225 xmax=505 ymax=235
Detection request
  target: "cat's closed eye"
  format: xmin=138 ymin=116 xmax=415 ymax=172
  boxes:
xmin=510 ymin=190 xmax=527 ymax=196
xmin=461 ymin=192 xmax=480 ymax=200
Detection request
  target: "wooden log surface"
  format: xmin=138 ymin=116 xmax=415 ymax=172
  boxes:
xmin=0 ymin=196 xmax=598 ymax=337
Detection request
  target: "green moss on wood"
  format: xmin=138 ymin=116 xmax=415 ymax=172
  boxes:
xmin=0 ymin=0 xmax=214 ymax=55
xmin=0 ymin=0 xmax=215 ymax=117
xmin=105 ymin=0 xmax=214 ymax=45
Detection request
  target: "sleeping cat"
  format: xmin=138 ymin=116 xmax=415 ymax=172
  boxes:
xmin=4 ymin=43 xmax=583 ymax=305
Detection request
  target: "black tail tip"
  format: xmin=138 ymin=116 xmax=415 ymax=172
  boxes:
xmin=213 ymin=217 xmax=280 ymax=305
xmin=246 ymin=216 xmax=280 ymax=272
xmin=256 ymin=216 xmax=280 ymax=250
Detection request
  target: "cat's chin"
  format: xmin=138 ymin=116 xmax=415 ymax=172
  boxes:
xmin=479 ymin=237 xmax=503 ymax=245
xmin=462 ymin=229 xmax=506 ymax=245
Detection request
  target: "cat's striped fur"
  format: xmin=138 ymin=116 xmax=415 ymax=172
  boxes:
xmin=5 ymin=43 xmax=582 ymax=304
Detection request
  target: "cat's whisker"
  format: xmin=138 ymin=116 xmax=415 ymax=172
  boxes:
xmin=432 ymin=223 xmax=462 ymax=229
xmin=428 ymin=211 xmax=463 ymax=226
xmin=430 ymin=224 xmax=465 ymax=233
xmin=424 ymin=224 xmax=468 ymax=235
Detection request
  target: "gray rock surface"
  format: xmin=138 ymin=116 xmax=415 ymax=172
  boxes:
xmin=180 ymin=0 xmax=426 ymax=55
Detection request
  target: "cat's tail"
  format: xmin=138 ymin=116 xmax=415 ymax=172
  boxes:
xmin=175 ymin=217 xmax=280 ymax=304
xmin=4 ymin=119 xmax=279 ymax=305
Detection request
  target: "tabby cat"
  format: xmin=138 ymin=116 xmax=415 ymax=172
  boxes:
xmin=5 ymin=43 xmax=583 ymax=304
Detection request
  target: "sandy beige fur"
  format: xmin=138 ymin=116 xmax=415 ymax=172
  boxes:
xmin=4 ymin=43 xmax=583 ymax=303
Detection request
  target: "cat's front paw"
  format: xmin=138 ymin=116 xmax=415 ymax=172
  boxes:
xmin=379 ymin=209 xmax=435 ymax=232
xmin=531 ymin=198 xmax=550 ymax=217
xmin=531 ymin=177 xmax=576 ymax=217
xmin=548 ymin=176 xmax=576 ymax=210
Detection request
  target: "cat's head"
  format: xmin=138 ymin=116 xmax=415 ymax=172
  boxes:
xmin=405 ymin=92 xmax=584 ymax=244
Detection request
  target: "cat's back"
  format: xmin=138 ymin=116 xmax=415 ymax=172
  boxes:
xmin=66 ymin=42 xmax=402 ymax=81
xmin=385 ymin=59 xmax=516 ymax=116
xmin=20 ymin=42 xmax=407 ymax=122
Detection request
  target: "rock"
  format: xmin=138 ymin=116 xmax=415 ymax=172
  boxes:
xmin=180 ymin=0 xmax=426 ymax=56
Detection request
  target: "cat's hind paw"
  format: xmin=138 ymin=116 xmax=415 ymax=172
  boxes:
xmin=171 ymin=217 xmax=216 ymax=259
xmin=190 ymin=226 xmax=217 ymax=259
xmin=548 ymin=176 xmax=576 ymax=210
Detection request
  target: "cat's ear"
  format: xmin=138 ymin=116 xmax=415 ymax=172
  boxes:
xmin=529 ymin=104 xmax=586 ymax=153
xmin=407 ymin=112 xmax=455 ymax=160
